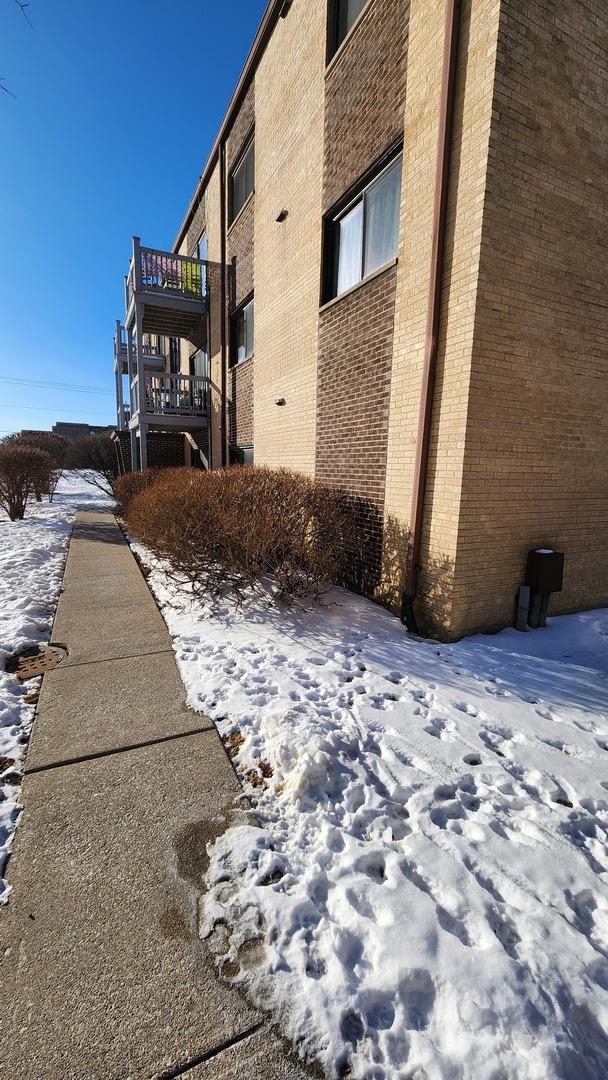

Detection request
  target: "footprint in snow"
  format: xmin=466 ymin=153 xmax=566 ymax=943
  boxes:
xmin=369 ymin=693 xmax=400 ymax=711
xmin=424 ymin=715 xmax=453 ymax=741
xmin=454 ymin=701 xmax=479 ymax=717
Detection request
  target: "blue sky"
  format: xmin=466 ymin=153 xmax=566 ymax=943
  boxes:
xmin=0 ymin=0 xmax=266 ymax=434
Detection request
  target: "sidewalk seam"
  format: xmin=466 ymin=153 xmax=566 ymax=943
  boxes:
xmin=26 ymin=725 xmax=217 ymax=775
xmin=49 ymin=647 xmax=175 ymax=671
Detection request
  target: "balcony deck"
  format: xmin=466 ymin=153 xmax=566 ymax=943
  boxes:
xmin=129 ymin=372 xmax=209 ymax=432
xmin=125 ymin=239 xmax=208 ymax=340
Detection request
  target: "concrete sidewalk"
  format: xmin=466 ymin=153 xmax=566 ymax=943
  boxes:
xmin=0 ymin=510 xmax=317 ymax=1080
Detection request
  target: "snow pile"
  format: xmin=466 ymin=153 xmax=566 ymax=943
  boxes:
xmin=139 ymin=555 xmax=608 ymax=1079
xmin=0 ymin=473 xmax=111 ymax=902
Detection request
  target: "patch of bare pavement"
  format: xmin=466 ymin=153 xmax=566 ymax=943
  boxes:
xmin=0 ymin=510 xmax=318 ymax=1079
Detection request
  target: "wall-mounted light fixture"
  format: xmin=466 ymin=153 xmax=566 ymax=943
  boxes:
xmin=274 ymin=397 xmax=286 ymax=406
xmin=276 ymin=209 xmax=289 ymax=223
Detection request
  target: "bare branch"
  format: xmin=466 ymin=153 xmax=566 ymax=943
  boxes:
xmin=13 ymin=0 xmax=32 ymax=27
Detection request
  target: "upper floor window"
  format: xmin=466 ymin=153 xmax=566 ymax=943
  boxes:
xmin=330 ymin=0 xmax=367 ymax=57
xmin=231 ymin=297 xmax=254 ymax=364
xmin=196 ymin=232 xmax=207 ymax=261
xmin=327 ymin=154 xmax=402 ymax=300
xmin=230 ymin=139 xmax=255 ymax=224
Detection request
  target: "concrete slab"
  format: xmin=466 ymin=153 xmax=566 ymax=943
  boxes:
xmin=52 ymin=589 xmax=170 ymax=665
xmin=59 ymin=567 xmax=154 ymax=608
xmin=187 ymin=1027 xmax=323 ymax=1079
xmin=0 ymin=733 xmax=260 ymax=1080
xmin=26 ymin=651 xmax=211 ymax=771
xmin=60 ymin=549 xmax=142 ymax=587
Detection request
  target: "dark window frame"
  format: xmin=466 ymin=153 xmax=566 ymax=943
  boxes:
xmin=230 ymin=295 xmax=255 ymax=366
xmin=229 ymin=136 xmax=255 ymax=225
xmin=327 ymin=0 xmax=369 ymax=62
xmin=322 ymin=148 xmax=403 ymax=304
xmin=229 ymin=445 xmax=254 ymax=467
xmin=169 ymin=337 xmax=181 ymax=375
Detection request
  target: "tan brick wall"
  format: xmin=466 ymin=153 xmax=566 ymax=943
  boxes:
xmin=381 ymin=0 xmax=501 ymax=636
xmin=252 ymin=0 xmax=326 ymax=475
xmin=323 ymin=0 xmax=409 ymax=212
xmin=449 ymin=0 xmax=608 ymax=636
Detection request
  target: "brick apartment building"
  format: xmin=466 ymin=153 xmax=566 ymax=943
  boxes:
xmin=114 ymin=0 xmax=608 ymax=639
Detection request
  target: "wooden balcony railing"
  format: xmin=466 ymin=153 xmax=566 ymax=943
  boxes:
xmin=132 ymin=373 xmax=208 ymax=417
xmin=126 ymin=240 xmax=207 ymax=309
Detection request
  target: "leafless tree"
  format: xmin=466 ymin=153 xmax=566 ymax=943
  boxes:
xmin=0 ymin=444 xmax=53 ymax=520
xmin=2 ymin=0 xmax=32 ymax=97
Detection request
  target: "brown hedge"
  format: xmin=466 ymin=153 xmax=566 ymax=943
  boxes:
xmin=125 ymin=465 xmax=357 ymax=606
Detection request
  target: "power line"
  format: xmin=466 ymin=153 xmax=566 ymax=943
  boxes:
xmin=0 ymin=404 xmax=113 ymax=417
xmin=0 ymin=376 xmax=113 ymax=396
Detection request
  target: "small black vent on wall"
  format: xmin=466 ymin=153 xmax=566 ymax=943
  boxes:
xmin=279 ymin=0 xmax=293 ymax=17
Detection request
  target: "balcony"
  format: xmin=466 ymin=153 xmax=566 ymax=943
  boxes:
xmin=125 ymin=237 xmax=208 ymax=340
xmin=113 ymin=323 xmax=165 ymax=375
xmin=130 ymin=373 xmax=209 ymax=431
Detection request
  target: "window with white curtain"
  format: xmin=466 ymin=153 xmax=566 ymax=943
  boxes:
xmin=329 ymin=155 xmax=402 ymax=300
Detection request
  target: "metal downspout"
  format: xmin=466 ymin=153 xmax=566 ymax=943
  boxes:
xmin=219 ymin=140 xmax=228 ymax=468
xmin=401 ymin=0 xmax=462 ymax=632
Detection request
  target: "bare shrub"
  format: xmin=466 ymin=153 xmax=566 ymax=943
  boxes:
xmin=67 ymin=435 xmax=121 ymax=495
xmin=0 ymin=445 xmax=54 ymax=521
xmin=125 ymin=465 xmax=357 ymax=607
xmin=112 ymin=469 xmax=159 ymax=513
xmin=7 ymin=432 xmax=69 ymax=502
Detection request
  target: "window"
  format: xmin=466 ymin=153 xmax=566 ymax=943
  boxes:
xmin=230 ymin=139 xmax=255 ymax=223
xmin=230 ymin=445 xmax=254 ymax=466
xmin=190 ymin=348 xmax=208 ymax=411
xmin=327 ymin=155 xmax=401 ymax=300
xmin=169 ymin=337 xmax=180 ymax=375
xmin=231 ymin=298 xmax=254 ymax=364
xmin=196 ymin=232 xmax=207 ymax=261
xmin=330 ymin=0 xmax=367 ymax=56
xmin=190 ymin=347 xmax=208 ymax=380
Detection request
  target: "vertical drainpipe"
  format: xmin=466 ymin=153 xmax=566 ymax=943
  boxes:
xmin=219 ymin=141 xmax=228 ymax=468
xmin=401 ymin=0 xmax=462 ymax=633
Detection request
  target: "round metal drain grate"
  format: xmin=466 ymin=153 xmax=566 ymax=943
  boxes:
xmin=5 ymin=644 xmax=68 ymax=682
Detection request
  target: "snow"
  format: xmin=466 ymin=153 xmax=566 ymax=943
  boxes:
xmin=0 ymin=473 xmax=111 ymax=903
xmin=131 ymin=549 xmax=608 ymax=1076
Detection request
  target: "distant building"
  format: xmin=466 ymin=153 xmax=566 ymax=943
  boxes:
xmin=51 ymin=422 xmax=112 ymax=441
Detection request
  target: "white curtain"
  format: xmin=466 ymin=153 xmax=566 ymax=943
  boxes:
xmin=364 ymin=161 xmax=401 ymax=277
xmin=337 ymin=201 xmax=363 ymax=295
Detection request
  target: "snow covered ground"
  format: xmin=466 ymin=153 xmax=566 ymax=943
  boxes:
xmin=134 ymin=552 xmax=608 ymax=1079
xmin=0 ymin=473 xmax=111 ymax=902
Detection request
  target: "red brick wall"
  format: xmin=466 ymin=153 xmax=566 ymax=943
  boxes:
xmin=228 ymin=357 xmax=254 ymax=448
xmin=316 ymin=266 xmax=397 ymax=588
xmin=225 ymin=82 xmax=255 ymax=451
xmin=323 ymin=0 xmax=409 ymax=212
xmin=185 ymin=197 xmax=206 ymax=256
xmin=114 ymin=431 xmax=186 ymax=472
